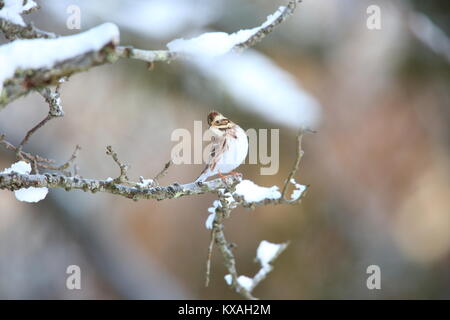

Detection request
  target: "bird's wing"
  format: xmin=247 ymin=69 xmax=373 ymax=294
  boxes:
xmin=208 ymin=135 xmax=222 ymax=162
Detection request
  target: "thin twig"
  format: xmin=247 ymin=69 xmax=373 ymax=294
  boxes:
xmin=106 ymin=146 xmax=129 ymax=183
xmin=15 ymin=83 xmax=65 ymax=160
xmin=1 ymin=135 xmax=81 ymax=172
xmin=57 ymin=145 xmax=81 ymax=171
xmin=205 ymin=230 xmax=216 ymax=287
xmin=281 ymin=130 xmax=305 ymax=199
xmin=16 ymin=114 xmax=52 ymax=156
xmin=153 ymin=160 xmax=172 ymax=185
xmin=0 ymin=135 xmax=55 ymax=164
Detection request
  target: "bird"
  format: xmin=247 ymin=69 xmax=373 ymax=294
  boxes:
xmin=195 ymin=111 xmax=248 ymax=182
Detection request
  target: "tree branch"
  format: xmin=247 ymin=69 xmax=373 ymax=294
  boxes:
xmin=281 ymin=130 xmax=305 ymax=199
xmin=0 ymin=43 xmax=118 ymax=109
xmin=0 ymin=171 xmax=242 ymax=201
xmin=233 ymin=0 xmax=302 ymax=51
xmin=0 ymin=18 xmax=56 ymax=40
xmin=115 ymin=46 xmax=178 ymax=63
xmin=1 ymin=0 xmax=302 ymax=109
xmin=106 ymin=145 xmax=130 ymax=184
xmin=204 ymin=128 xmax=310 ymax=300
xmin=211 ymin=192 xmax=257 ymax=300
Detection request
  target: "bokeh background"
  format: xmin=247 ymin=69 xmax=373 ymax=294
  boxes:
xmin=0 ymin=0 xmax=449 ymax=299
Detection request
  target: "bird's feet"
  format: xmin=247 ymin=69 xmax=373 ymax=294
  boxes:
xmin=218 ymin=171 xmax=242 ymax=182
xmin=218 ymin=171 xmax=227 ymax=182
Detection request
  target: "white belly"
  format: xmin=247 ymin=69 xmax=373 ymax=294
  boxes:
xmin=215 ymin=127 xmax=248 ymax=174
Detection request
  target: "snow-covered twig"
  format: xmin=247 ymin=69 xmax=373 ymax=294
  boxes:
xmin=0 ymin=23 xmax=120 ymax=109
xmin=247 ymin=240 xmax=289 ymax=291
xmin=0 ymin=0 xmax=54 ymax=40
xmin=234 ymin=0 xmax=301 ymax=51
xmin=167 ymin=0 xmax=302 ymax=58
xmin=0 ymin=0 xmax=302 ymax=109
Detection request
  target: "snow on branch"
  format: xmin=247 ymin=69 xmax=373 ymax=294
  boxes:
xmin=0 ymin=160 xmax=48 ymax=202
xmin=167 ymin=0 xmax=301 ymax=57
xmin=234 ymin=0 xmax=301 ymax=51
xmin=0 ymin=23 xmax=120 ymax=108
xmin=224 ymin=240 xmax=289 ymax=294
xmin=115 ymin=1 xmax=302 ymax=64
xmin=0 ymin=0 xmax=37 ymax=27
xmin=0 ymin=0 xmax=303 ymax=110
xmin=0 ymin=0 xmax=55 ymax=40
xmin=164 ymin=0 xmax=320 ymax=130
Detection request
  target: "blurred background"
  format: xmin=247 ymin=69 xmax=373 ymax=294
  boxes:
xmin=0 ymin=0 xmax=449 ymax=299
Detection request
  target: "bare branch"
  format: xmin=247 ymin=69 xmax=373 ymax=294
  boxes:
xmin=281 ymin=130 xmax=305 ymax=199
xmin=15 ymin=114 xmax=52 ymax=157
xmin=116 ymin=46 xmax=178 ymax=63
xmin=106 ymin=146 xmax=130 ymax=184
xmin=1 ymin=133 xmax=80 ymax=174
xmin=57 ymin=144 xmax=81 ymax=172
xmin=205 ymin=229 xmax=215 ymax=287
xmin=0 ymin=135 xmax=55 ymax=164
xmin=16 ymin=84 xmax=64 ymax=156
xmin=153 ymin=160 xmax=172 ymax=185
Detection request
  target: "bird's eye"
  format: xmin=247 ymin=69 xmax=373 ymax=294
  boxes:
xmin=215 ymin=120 xmax=220 ymax=124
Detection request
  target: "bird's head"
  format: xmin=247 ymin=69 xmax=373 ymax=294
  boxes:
xmin=207 ymin=111 xmax=234 ymax=133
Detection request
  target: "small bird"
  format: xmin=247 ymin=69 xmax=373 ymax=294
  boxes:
xmin=195 ymin=111 xmax=248 ymax=182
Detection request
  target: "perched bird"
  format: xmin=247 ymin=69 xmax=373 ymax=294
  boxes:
xmin=195 ymin=111 xmax=248 ymax=182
